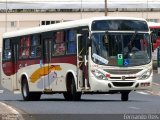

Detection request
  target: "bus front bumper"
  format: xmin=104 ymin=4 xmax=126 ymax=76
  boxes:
xmin=89 ymin=76 xmax=152 ymax=92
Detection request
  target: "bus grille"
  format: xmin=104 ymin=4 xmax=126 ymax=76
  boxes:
xmin=104 ymin=69 xmax=142 ymax=74
xmin=110 ymin=77 xmax=136 ymax=80
xmin=112 ymin=82 xmax=134 ymax=87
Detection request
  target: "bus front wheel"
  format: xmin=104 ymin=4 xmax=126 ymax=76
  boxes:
xmin=121 ymin=91 xmax=130 ymax=101
xmin=63 ymin=75 xmax=81 ymax=101
xmin=21 ymin=78 xmax=41 ymax=101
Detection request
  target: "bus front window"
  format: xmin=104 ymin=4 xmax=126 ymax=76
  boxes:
xmin=91 ymin=32 xmax=151 ymax=66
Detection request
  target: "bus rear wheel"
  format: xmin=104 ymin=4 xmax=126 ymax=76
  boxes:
xmin=21 ymin=78 xmax=41 ymax=101
xmin=63 ymin=75 xmax=81 ymax=101
xmin=121 ymin=91 xmax=130 ymax=101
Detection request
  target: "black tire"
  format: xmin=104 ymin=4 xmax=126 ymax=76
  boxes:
xmin=71 ymin=78 xmax=82 ymax=101
xmin=21 ymin=78 xmax=41 ymax=101
xmin=63 ymin=76 xmax=81 ymax=101
xmin=121 ymin=91 xmax=129 ymax=101
xmin=63 ymin=92 xmax=72 ymax=101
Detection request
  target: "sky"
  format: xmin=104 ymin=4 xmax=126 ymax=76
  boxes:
xmin=0 ymin=0 xmax=160 ymax=9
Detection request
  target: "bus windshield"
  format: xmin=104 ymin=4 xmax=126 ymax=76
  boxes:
xmin=91 ymin=32 xmax=151 ymax=66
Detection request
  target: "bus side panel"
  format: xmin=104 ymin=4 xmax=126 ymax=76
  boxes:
xmin=18 ymin=56 xmax=77 ymax=92
xmin=19 ymin=63 xmax=77 ymax=92
xmin=49 ymin=56 xmax=77 ymax=92
xmin=16 ymin=59 xmax=43 ymax=92
xmin=1 ymin=61 xmax=14 ymax=91
xmin=49 ymin=63 xmax=77 ymax=92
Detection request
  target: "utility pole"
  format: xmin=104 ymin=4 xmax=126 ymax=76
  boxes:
xmin=105 ymin=0 xmax=108 ymax=16
xmin=147 ymin=0 xmax=148 ymax=20
xmin=5 ymin=0 xmax=8 ymax=32
xmin=81 ymin=0 xmax=82 ymax=19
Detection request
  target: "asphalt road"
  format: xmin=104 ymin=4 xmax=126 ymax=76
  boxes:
xmin=0 ymin=91 xmax=160 ymax=120
xmin=0 ymin=73 xmax=160 ymax=120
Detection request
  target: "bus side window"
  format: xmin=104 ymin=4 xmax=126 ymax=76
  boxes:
xmin=19 ymin=36 xmax=30 ymax=59
xmin=53 ymin=31 xmax=66 ymax=56
xmin=19 ymin=37 xmax=24 ymax=58
xmin=30 ymin=34 xmax=41 ymax=58
xmin=158 ymin=29 xmax=160 ymax=37
xmin=26 ymin=36 xmax=30 ymax=57
xmin=3 ymin=39 xmax=12 ymax=60
xmin=67 ymin=30 xmax=76 ymax=54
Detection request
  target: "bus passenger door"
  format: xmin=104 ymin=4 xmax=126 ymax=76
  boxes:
xmin=12 ymin=39 xmax=19 ymax=92
xmin=42 ymin=37 xmax=52 ymax=91
xmin=77 ymin=33 xmax=89 ymax=90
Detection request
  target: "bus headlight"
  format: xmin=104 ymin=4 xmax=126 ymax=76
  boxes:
xmin=139 ymin=69 xmax=152 ymax=80
xmin=91 ymin=70 xmax=107 ymax=80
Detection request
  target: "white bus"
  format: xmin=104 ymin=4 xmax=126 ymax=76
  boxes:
xmin=1 ymin=17 xmax=154 ymax=101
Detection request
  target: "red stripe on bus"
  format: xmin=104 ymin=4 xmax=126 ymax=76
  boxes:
xmin=2 ymin=55 xmax=77 ymax=76
xmin=149 ymin=26 xmax=160 ymax=29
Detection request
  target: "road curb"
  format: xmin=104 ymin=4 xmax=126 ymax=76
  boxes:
xmin=0 ymin=102 xmax=24 ymax=120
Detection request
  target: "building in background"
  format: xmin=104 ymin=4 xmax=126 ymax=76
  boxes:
xmin=0 ymin=0 xmax=160 ymax=51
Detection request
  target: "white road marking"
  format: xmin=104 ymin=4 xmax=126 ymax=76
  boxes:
xmin=0 ymin=90 xmax=4 ymax=93
xmin=14 ymin=91 xmax=21 ymax=94
xmin=146 ymin=90 xmax=160 ymax=96
xmin=0 ymin=102 xmax=25 ymax=120
xmin=0 ymin=102 xmax=19 ymax=114
xmin=153 ymin=82 xmax=160 ymax=86
xmin=128 ymin=106 xmax=140 ymax=110
xmin=136 ymin=91 xmax=149 ymax=95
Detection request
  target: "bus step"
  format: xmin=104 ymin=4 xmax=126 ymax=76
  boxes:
xmin=14 ymin=90 xmax=21 ymax=94
xmin=43 ymin=89 xmax=53 ymax=93
xmin=85 ymin=86 xmax=90 ymax=90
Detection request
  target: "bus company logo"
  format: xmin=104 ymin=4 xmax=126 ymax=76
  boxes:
xmin=122 ymin=76 xmax=126 ymax=80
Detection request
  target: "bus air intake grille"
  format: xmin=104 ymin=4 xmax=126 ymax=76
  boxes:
xmin=110 ymin=77 xmax=136 ymax=80
xmin=104 ymin=69 xmax=142 ymax=74
xmin=112 ymin=82 xmax=134 ymax=87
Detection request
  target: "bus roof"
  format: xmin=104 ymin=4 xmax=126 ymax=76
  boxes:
xmin=3 ymin=16 xmax=147 ymax=39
